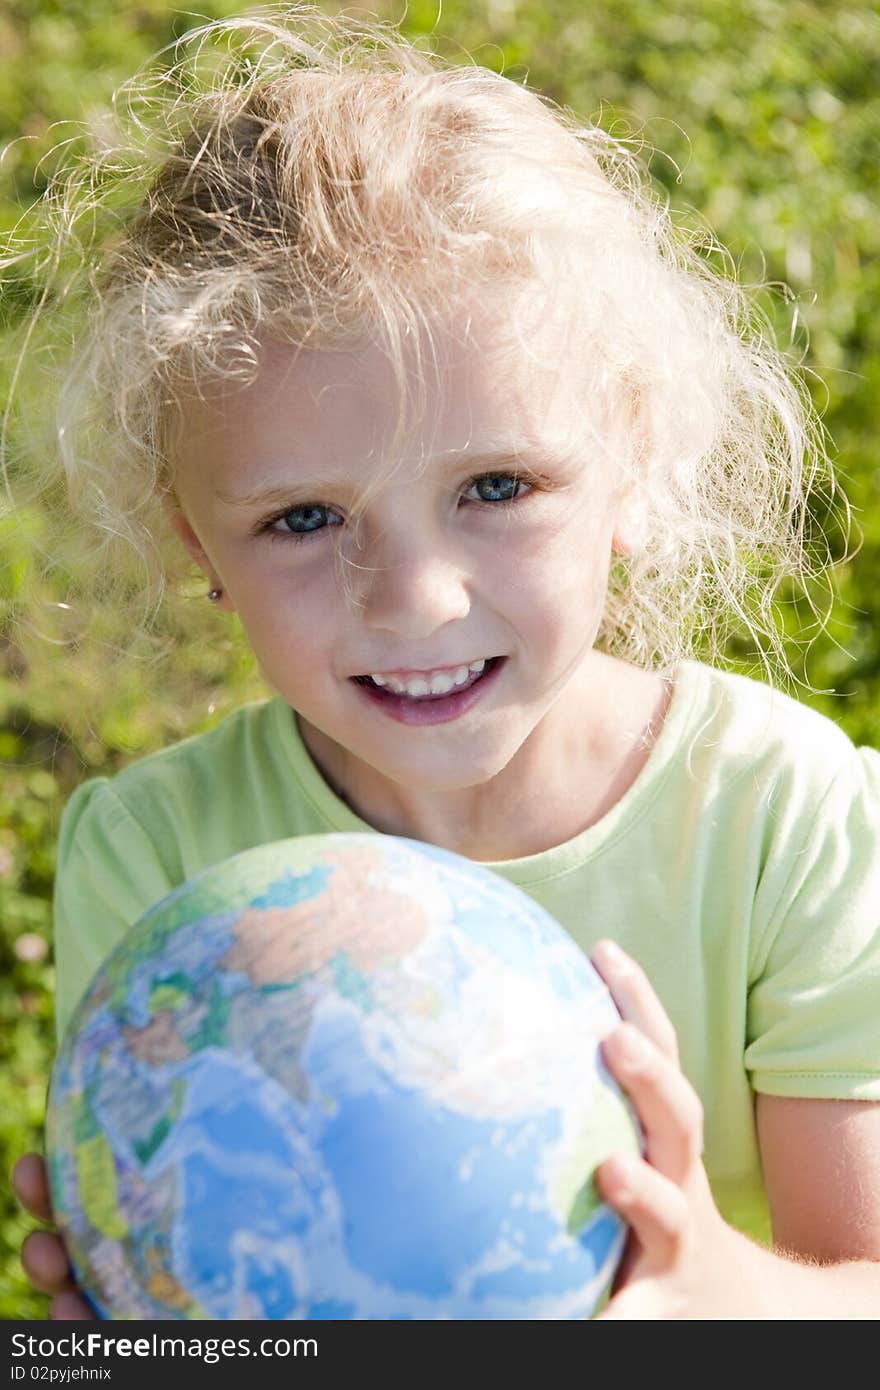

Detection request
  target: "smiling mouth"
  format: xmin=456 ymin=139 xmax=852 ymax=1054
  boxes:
xmin=351 ymin=657 xmax=502 ymax=701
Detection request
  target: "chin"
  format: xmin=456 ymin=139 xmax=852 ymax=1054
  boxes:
xmin=390 ymin=745 xmax=517 ymax=793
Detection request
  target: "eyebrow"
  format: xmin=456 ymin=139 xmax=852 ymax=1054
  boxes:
xmin=213 ymin=445 xmax=576 ymax=509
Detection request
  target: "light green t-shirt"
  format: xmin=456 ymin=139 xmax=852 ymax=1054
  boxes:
xmin=52 ymin=660 xmax=880 ymax=1245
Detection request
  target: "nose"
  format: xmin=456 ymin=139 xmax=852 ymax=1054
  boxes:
xmin=348 ymin=526 xmax=471 ymax=639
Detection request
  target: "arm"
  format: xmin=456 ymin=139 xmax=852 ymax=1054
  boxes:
xmin=751 ymin=1093 xmax=880 ymax=1310
xmin=591 ymin=940 xmax=880 ymax=1319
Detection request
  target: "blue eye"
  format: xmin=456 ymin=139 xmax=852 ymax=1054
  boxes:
xmin=464 ymin=473 xmax=528 ymax=503
xmin=260 ymin=504 xmax=342 ymax=543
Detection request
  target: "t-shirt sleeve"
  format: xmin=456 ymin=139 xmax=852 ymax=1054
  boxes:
xmin=53 ymin=777 xmax=176 ymax=1044
xmin=745 ymin=745 xmax=880 ymax=1100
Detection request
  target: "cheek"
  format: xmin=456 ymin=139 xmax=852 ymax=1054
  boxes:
xmin=235 ymin=583 xmax=323 ymax=656
xmin=239 ymin=552 xmax=335 ymax=613
xmin=501 ymin=525 xmax=613 ymax=612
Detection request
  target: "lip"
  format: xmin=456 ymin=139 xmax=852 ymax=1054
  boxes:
xmin=349 ymin=656 xmax=506 ymax=726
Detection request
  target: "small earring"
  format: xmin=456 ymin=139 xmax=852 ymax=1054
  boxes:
xmin=207 ymin=587 xmax=224 ymax=602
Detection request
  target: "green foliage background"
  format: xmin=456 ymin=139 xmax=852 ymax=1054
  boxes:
xmin=1 ymin=0 xmax=877 ymax=1319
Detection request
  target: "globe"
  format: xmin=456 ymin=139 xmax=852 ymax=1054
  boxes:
xmin=46 ymin=832 xmax=641 ymax=1320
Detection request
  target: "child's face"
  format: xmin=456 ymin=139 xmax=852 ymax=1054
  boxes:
xmin=168 ymin=302 xmax=634 ymax=802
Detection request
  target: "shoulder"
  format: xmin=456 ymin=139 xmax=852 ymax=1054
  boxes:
xmin=58 ymin=695 xmax=287 ymax=859
xmin=681 ymin=661 xmax=864 ymax=801
xmin=670 ymin=662 xmax=880 ymax=897
xmin=104 ymin=695 xmax=283 ymax=803
xmin=687 ymin=660 xmax=855 ymax=753
xmin=682 ymin=662 xmax=880 ymax=942
xmin=52 ymin=696 xmax=294 ymax=1040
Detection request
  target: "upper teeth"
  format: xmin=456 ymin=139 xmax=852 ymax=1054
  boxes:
xmin=370 ymin=659 xmax=487 ymax=697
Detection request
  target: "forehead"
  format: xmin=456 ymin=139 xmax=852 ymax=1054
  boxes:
xmin=169 ymin=293 xmax=608 ymax=488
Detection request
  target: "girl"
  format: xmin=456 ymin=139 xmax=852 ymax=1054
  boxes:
xmin=9 ymin=6 xmax=880 ymax=1319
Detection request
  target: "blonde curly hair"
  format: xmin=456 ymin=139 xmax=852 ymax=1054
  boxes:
xmin=1 ymin=3 xmax=844 ymax=690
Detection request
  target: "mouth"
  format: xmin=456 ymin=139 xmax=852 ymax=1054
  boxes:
xmin=351 ymin=657 xmax=501 ymax=701
xmin=349 ymin=656 xmax=506 ymax=726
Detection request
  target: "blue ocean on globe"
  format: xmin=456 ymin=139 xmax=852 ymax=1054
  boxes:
xmin=46 ymin=832 xmax=641 ymax=1319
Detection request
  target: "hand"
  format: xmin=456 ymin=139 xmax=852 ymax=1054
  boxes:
xmin=590 ymin=940 xmax=746 ymax=1319
xmin=12 ymin=1154 xmax=95 ymax=1320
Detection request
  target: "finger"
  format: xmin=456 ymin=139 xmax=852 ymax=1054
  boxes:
xmin=591 ymin=940 xmax=680 ymax=1063
xmin=21 ymin=1231 xmax=75 ymax=1296
xmin=50 ymin=1291 xmax=96 ymax=1321
xmin=601 ymin=1023 xmax=703 ymax=1183
xmin=596 ymin=1153 xmax=689 ymax=1269
xmin=11 ymin=1154 xmax=53 ymax=1223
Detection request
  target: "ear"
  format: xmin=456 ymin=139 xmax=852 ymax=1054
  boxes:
xmin=611 ymin=387 xmax=651 ymax=557
xmin=166 ymin=506 xmax=208 ymax=566
xmin=611 ymin=490 xmax=646 ymax=558
xmin=164 ymin=499 xmax=235 ymax=611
